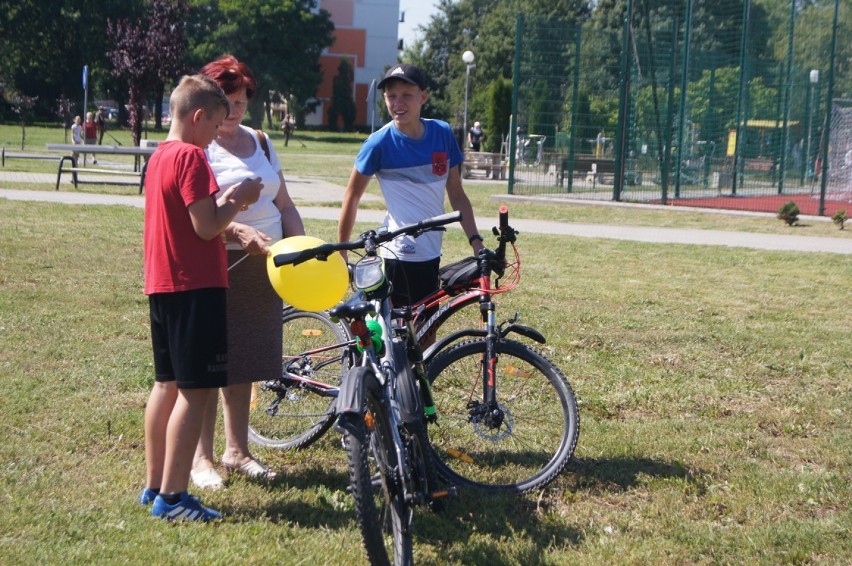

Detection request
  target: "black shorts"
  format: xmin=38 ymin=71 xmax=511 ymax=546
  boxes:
xmin=149 ymin=288 xmax=228 ymax=389
xmin=385 ymin=258 xmax=440 ymax=307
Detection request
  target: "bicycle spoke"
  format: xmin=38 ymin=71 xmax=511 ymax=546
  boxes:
xmin=427 ymin=339 xmax=579 ymax=493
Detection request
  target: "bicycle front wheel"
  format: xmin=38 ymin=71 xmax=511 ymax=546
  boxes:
xmin=344 ymin=371 xmax=413 ymax=566
xmin=426 ymin=338 xmax=580 ymax=494
xmin=248 ymin=307 xmax=349 ymax=450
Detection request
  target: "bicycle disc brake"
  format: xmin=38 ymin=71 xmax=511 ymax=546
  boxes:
xmin=467 ymin=401 xmax=514 ymax=441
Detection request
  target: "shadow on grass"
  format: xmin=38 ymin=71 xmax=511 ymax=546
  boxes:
xmin=218 ymin=455 xmax=700 ymax=563
xmin=563 ymin=455 xmax=698 ymax=491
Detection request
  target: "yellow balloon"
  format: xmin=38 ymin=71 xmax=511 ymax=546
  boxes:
xmin=266 ymin=236 xmax=349 ymax=312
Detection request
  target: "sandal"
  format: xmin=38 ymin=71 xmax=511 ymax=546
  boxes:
xmin=222 ymin=457 xmax=278 ymax=482
xmin=190 ymin=467 xmax=225 ymax=490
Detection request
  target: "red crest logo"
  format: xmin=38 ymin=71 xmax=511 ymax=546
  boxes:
xmin=432 ymin=152 xmax=448 ymax=176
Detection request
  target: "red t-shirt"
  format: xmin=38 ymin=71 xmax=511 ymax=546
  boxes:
xmin=143 ymin=140 xmax=227 ymax=295
xmin=83 ymin=121 xmax=97 ymax=141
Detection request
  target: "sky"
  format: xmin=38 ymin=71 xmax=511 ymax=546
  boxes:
xmin=398 ymin=0 xmax=441 ymax=49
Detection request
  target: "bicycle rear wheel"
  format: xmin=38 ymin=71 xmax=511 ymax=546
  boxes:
xmin=248 ymin=307 xmax=349 ymax=449
xmin=343 ymin=371 xmax=413 ymax=566
xmin=426 ymin=338 xmax=580 ymax=494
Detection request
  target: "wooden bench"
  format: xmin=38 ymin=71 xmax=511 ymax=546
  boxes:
xmin=744 ymin=158 xmax=774 ymax=172
xmin=55 ymin=156 xmax=147 ymax=193
xmin=46 ymin=144 xmax=155 ymax=194
xmin=1 ymin=147 xmax=61 ymax=167
xmin=558 ymin=156 xmax=617 ymax=186
xmin=463 ymin=151 xmax=508 ymax=180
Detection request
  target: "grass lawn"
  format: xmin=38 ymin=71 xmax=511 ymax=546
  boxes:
xmin=0 ymin=198 xmax=849 ymax=564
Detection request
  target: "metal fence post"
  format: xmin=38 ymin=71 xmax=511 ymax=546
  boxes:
xmin=817 ymin=0 xmax=840 ymax=217
xmin=613 ymin=0 xmax=634 ymax=201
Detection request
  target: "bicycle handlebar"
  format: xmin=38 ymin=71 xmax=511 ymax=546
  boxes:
xmin=273 ymin=211 xmax=463 ymax=268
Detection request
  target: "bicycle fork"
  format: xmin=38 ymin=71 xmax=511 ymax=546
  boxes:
xmin=468 ymin=301 xmax=507 ymax=431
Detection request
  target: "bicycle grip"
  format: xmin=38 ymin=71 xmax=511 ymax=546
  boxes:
xmin=499 ymin=205 xmax=509 ymax=230
xmin=272 ymin=250 xmax=304 ymax=267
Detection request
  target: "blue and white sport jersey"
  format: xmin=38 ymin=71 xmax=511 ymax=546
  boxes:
xmin=355 ymin=118 xmax=464 ymax=262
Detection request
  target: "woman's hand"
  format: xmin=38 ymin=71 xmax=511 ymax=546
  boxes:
xmin=230 ymin=223 xmax=272 ymax=255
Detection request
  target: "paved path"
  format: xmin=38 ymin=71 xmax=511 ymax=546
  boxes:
xmin=2 ymin=174 xmax=851 ymax=255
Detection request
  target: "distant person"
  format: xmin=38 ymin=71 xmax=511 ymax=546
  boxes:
xmin=468 ymin=121 xmax=484 ymax=152
xmin=139 ymin=73 xmax=262 ymax=522
xmin=792 ymin=139 xmax=803 ymax=171
xmin=95 ymin=107 xmax=107 ymax=145
xmin=71 ymin=115 xmax=83 ymax=162
xmin=83 ymin=111 xmax=98 ymax=164
xmin=281 ymin=112 xmax=294 ymax=147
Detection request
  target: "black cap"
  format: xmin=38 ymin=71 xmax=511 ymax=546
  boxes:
xmin=377 ymin=64 xmax=427 ymax=90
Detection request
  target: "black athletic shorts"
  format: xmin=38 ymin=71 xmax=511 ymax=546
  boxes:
xmin=385 ymin=257 xmax=441 ymax=307
xmin=149 ymin=288 xmax=228 ymax=389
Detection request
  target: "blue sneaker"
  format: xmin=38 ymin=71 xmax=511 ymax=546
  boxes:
xmin=139 ymin=487 xmax=159 ymax=505
xmin=151 ymin=492 xmax=222 ymax=522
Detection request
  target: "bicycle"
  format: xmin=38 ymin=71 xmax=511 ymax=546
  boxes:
xmin=271 ymin=211 xmax=461 ymax=565
xmin=418 ymin=208 xmax=579 ymax=495
xmin=252 ymin=207 xmax=580 ymax=495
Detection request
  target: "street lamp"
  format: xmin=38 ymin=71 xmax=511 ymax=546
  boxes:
xmin=462 ymin=50 xmax=476 ymax=150
xmin=806 ymin=69 xmax=819 ymax=181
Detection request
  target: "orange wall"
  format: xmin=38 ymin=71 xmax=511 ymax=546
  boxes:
xmin=329 ymin=29 xmax=366 ymax=68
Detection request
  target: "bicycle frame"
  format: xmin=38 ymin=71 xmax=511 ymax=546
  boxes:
xmin=263 ymin=208 xmax=578 ymax=498
xmin=272 ymin=210 xmax=463 ymax=469
xmin=268 ymin=207 xmax=545 ymax=423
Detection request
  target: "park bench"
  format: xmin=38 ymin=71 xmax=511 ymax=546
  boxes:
xmin=1 ymin=147 xmax=61 ymax=167
xmin=53 ymin=156 xmax=147 ymax=193
xmin=463 ymin=151 xmax=508 ymax=180
xmin=46 ymin=144 xmax=155 ymax=194
xmin=744 ymin=158 xmax=774 ymax=172
xmin=557 ymin=155 xmax=617 ymax=186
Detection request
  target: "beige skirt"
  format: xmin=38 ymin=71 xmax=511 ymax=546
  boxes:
xmin=226 ymin=250 xmax=282 ymax=385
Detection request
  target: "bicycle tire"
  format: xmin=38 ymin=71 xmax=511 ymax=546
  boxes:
xmin=394 ymin=347 xmax=445 ymax=513
xmin=426 ymin=338 xmax=579 ymax=494
xmin=344 ymin=370 xmax=413 ymax=566
xmin=247 ymin=307 xmax=349 ymax=450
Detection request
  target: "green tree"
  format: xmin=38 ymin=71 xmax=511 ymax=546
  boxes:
xmin=786 ymin=0 xmax=851 ymax=99
xmin=327 ymin=58 xmax=357 ymax=132
xmin=0 ymin=0 xmax=144 ymax=120
xmin=187 ymin=0 xmax=334 ymax=129
xmin=403 ymin=0 xmax=591 ymax=127
xmin=485 ymin=77 xmax=512 ymax=153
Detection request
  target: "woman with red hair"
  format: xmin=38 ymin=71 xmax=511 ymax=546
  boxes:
xmin=190 ymin=54 xmax=305 ymax=489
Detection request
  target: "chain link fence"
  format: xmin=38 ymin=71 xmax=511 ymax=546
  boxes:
xmin=506 ymin=1 xmax=849 ymax=217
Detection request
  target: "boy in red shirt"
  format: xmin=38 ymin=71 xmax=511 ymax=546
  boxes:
xmin=139 ymin=74 xmax=262 ymax=521
xmin=83 ymin=111 xmax=98 ymax=164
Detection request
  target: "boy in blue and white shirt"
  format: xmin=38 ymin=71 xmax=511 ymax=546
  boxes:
xmin=338 ymin=63 xmax=485 ymax=307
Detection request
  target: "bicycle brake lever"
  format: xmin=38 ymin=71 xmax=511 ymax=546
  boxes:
xmin=498 ymin=311 xmax=521 ymax=330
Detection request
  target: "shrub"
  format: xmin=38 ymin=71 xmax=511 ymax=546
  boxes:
xmin=777 ymin=201 xmax=800 ymax=226
xmin=831 ymin=209 xmax=847 ymax=230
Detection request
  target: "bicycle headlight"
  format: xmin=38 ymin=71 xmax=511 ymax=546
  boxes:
xmin=353 ymin=255 xmax=386 ymax=292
